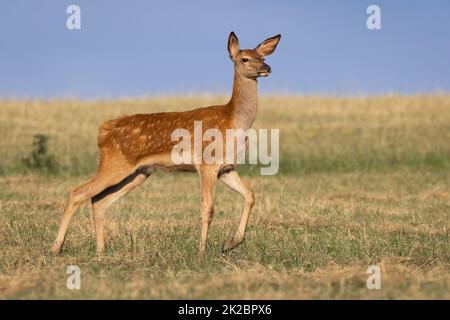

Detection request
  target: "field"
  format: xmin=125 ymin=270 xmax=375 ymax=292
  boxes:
xmin=0 ymin=95 xmax=449 ymax=299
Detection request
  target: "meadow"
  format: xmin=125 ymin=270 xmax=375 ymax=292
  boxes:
xmin=0 ymin=95 xmax=449 ymax=299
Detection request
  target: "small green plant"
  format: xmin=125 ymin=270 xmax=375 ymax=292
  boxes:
xmin=22 ymin=134 xmax=59 ymax=173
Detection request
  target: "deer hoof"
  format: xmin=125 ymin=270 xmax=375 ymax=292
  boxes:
xmin=222 ymin=235 xmax=245 ymax=253
xmin=51 ymin=242 xmax=62 ymax=255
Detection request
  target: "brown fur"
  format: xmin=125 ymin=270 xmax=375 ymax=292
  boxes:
xmin=98 ymin=106 xmax=231 ymax=165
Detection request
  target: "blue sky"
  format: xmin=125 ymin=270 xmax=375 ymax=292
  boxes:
xmin=0 ymin=0 xmax=449 ymax=98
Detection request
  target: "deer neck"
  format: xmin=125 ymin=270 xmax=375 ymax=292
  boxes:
xmin=229 ymin=70 xmax=258 ymax=130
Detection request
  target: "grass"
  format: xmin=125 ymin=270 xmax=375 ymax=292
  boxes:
xmin=0 ymin=95 xmax=449 ymax=299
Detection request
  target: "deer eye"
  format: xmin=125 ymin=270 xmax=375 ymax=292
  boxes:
xmin=241 ymin=58 xmax=249 ymax=63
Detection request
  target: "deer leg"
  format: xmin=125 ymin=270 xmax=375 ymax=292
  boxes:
xmin=91 ymin=167 xmax=153 ymax=255
xmin=219 ymin=170 xmax=255 ymax=252
xmin=198 ymin=166 xmax=218 ymax=255
xmin=51 ymin=168 xmax=132 ymax=255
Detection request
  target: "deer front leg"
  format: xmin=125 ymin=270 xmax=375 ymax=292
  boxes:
xmin=219 ymin=170 xmax=255 ymax=252
xmin=198 ymin=166 xmax=218 ymax=255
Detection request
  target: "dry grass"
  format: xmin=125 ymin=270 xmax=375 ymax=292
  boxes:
xmin=0 ymin=95 xmax=449 ymax=299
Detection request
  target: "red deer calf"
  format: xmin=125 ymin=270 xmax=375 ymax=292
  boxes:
xmin=52 ymin=32 xmax=281 ymax=255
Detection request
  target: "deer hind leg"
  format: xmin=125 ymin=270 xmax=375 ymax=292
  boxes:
xmin=51 ymin=163 xmax=134 ymax=255
xmin=91 ymin=167 xmax=153 ymax=255
xmin=219 ymin=169 xmax=255 ymax=253
xmin=198 ymin=165 xmax=218 ymax=255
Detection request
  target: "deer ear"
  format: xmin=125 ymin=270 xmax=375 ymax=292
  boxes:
xmin=254 ymin=34 xmax=281 ymax=57
xmin=228 ymin=31 xmax=240 ymax=60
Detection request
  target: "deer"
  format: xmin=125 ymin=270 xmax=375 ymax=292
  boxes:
xmin=51 ymin=31 xmax=281 ymax=256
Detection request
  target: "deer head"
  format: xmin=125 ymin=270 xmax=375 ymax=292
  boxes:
xmin=227 ymin=31 xmax=281 ymax=79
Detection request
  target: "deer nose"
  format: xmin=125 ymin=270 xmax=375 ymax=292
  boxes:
xmin=262 ymin=64 xmax=271 ymax=73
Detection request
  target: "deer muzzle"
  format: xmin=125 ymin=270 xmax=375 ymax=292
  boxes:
xmin=258 ymin=64 xmax=271 ymax=77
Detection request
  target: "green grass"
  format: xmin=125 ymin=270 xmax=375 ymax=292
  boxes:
xmin=0 ymin=95 xmax=449 ymax=299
